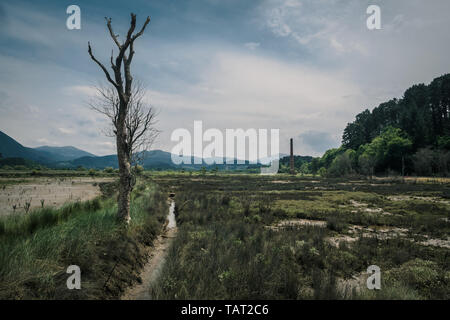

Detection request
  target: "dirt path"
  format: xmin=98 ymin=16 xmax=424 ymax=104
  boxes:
xmin=121 ymin=201 xmax=177 ymax=300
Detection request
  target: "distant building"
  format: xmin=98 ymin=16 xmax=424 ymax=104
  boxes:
xmin=290 ymin=138 xmax=295 ymax=175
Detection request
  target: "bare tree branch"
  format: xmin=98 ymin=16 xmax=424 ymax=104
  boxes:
xmin=88 ymin=42 xmax=118 ymax=89
xmin=132 ymin=16 xmax=151 ymax=42
xmin=87 ymin=13 xmax=152 ymax=223
xmin=105 ymin=17 xmax=122 ymax=49
xmin=89 ymin=82 xmax=159 ymax=165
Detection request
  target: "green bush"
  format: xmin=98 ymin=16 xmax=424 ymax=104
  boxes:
xmin=326 ymin=216 xmax=346 ymax=232
xmin=384 ymin=259 xmax=448 ymax=299
xmin=104 ymin=167 xmax=114 ymax=173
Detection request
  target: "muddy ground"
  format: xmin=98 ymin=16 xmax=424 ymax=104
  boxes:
xmin=0 ymin=177 xmax=115 ymax=216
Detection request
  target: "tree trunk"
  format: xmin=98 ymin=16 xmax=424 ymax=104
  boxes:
xmin=117 ymin=153 xmax=132 ymax=222
xmin=88 ymin=14 xmax=151 ymax=224
xmin=116 ymin=101 xmax=132 ymax=223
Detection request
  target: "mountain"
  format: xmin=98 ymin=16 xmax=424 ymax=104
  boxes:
xmin=68 ymin=154 xmax=118 ymax=169
xmin=65 ymin=151 xmax=220 ymax=169
xmin=34 ymin=146 xmax=96 ymax=161
xmin=0 ymin=131 xmax=53 ymax=163
xmin=62 ymin=150 xmax=176 ymax=169
xmin=0 ymin=131 xmax=96 ymax=164
xmin=0 ymin=130 xmax=290 ymax=170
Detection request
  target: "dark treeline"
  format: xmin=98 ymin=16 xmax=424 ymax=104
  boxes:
xmin=288 ymin=74 xmax=450 ymax=177
xmin=278 ymin=155 xmax=313 ymax=174
xmin=343 ymin=73 xmax=450 ymax=151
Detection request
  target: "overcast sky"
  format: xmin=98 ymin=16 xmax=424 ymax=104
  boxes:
xmin=0 ymin=0 xmax=449 ymax=157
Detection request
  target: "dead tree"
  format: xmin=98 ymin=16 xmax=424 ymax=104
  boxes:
xmin=90 ymin=82 xmax=159 ymax=164
xmin=88 ymin=13 xmax=152 ymax=223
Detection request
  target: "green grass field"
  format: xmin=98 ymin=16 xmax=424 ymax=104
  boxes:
xmin=0 ymin=171 xmax=449 ymax=299
xmin=0 ymin=177 xmax=167 ymax=299
xmin=150 ymin=173 xmax=450 ymax=299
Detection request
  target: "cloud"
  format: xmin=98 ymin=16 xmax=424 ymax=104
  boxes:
xmin=147 ymin=49 xmax=361 ymax=156
xmin=63 ymin=85 xmax=97 ymax=97
xmin=257 ymin=0 xmax=450 ymax=120
xmin=1 ymin=0 xmax=450 ymax=158
xmin=298 ymin=130 xmax=339 ymax=154
xmin=244 ymin=42 xmax=260 ymax=50
xmin=264 ymin=0 xmax=300 ymax=38
xmin=97 ymin=141 xmax=114 ymax=147
xmin=35 ymin=138 xmax=55 ymax=146
xmin=57 ymin=127 xmax=75 ymax=135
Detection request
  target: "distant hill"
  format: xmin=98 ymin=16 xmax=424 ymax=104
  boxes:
xmin=64 ymin=151 xmax=259 ymax=170
xmin=0 ymin=131 xmax=53 ymax=163
xmin=67 ymin=150 xmax=182 ymax=169
xmin=68 ymin=154 xmax=118 ymax=169
xmin=34 ymin=146 xmax=96 ymax=161
xmin=0 ymin=130 xmax=289 ymax=170
xmin=0 ymin=157 xmax=39 ymax=168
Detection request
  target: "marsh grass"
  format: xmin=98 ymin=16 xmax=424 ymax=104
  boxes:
xmin=150 ymin=173 xmax=449 ymax=300
xmin=0 ymin=179 xmax=167 ymax=299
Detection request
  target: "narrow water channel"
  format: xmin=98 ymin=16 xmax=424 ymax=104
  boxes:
xmin=121 ymin=199 xmax=177 ymax=300
xmin=167 ymin=200 xmax=176 ymax=229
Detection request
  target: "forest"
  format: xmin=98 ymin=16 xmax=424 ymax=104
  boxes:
xmin=284 ymin=74 xmax=450 ymax=177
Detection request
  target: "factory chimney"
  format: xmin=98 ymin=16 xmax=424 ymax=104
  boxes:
xmin=290 ymin=138 xmax=295 ymax=175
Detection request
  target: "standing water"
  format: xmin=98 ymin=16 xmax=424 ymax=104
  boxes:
xmin=121 ymin=199 xmax=177 ymax=300
xmin=167 ymin=200 xmax=176 ymax=229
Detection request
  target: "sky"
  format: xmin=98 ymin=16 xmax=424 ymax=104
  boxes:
xmin=0 ymin=0 xmax=449 ymax=157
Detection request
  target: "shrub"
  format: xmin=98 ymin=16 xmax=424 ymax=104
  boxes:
xmin=133 ymin=165 xmax=144 ymax=175
xmin=221 ymin=195 xmax=231 ymax=206
xmin=318 ymin=167 xmax=327 ymax=177
xmin=326 ymin=216 xmax=346 ymax=232
xmin=328 ymin=151 xmax=354 ymax=177
xmin=104 ymin=167 xmax=114 ymax=173
xmin=384 ymin=259 xmax=448 ymax=299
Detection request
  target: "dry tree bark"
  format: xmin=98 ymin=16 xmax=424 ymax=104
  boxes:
xmin=88 ymin=13 xmax=154 ymax=223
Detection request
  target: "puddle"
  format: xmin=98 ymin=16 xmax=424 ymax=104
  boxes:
xmin=267 ymin=218 xmax=327 ymax=230
xmin=348 ymin=225 xmax=408 ymax=240
xmin=327 ymin=235 xmax=358 ymax=247
xmin=270 ymin=180 xmax=292 ymax=184
xmin=419 ymin=236 xmax=450 ymax=249
xmin=387 ymin=195 xmax=450 ymax=205
xmin=349 ymin=200 xmax=393 ymax=215
xmin=350 ymin=200 xmax=366 ymax=207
